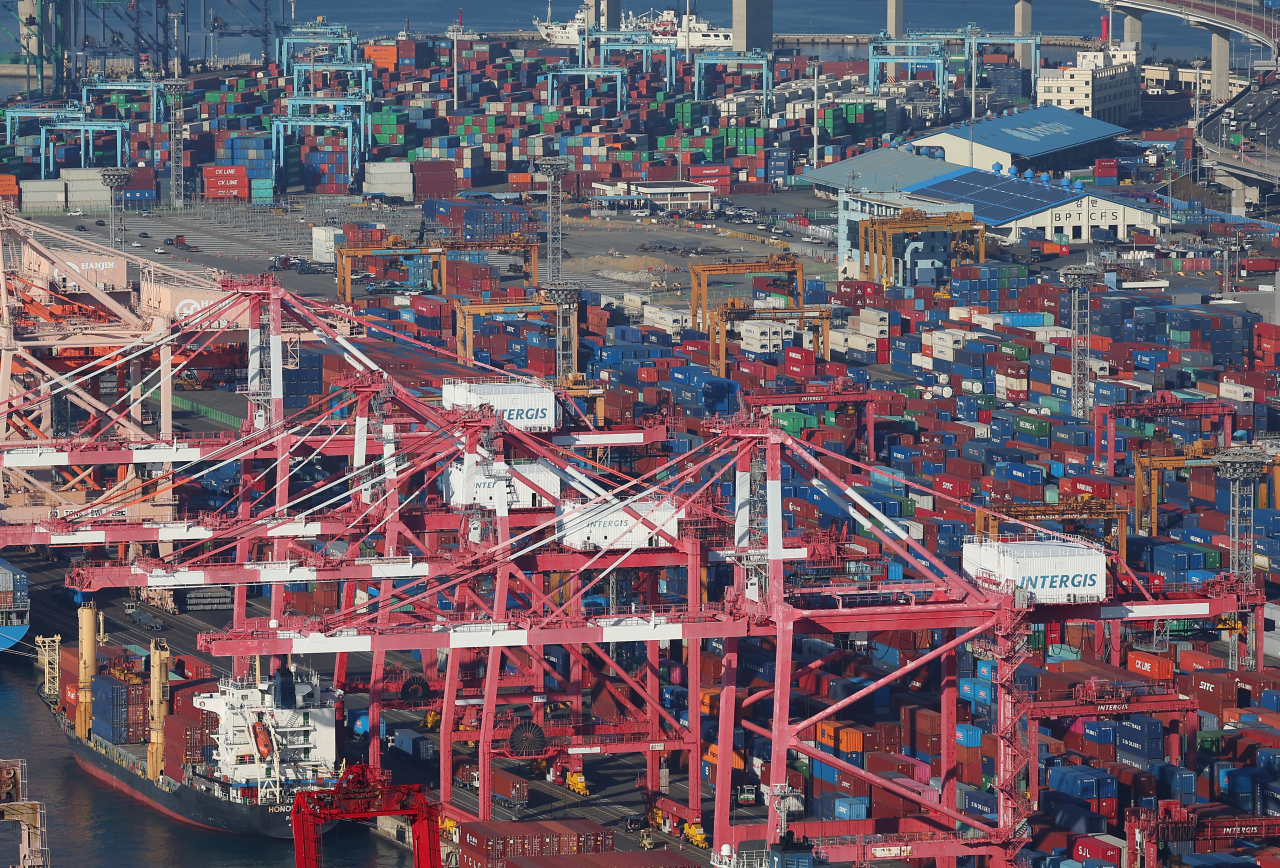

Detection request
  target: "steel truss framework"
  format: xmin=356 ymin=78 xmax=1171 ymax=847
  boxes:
xmin=0 ymin=218 xmax=1259 ymax=866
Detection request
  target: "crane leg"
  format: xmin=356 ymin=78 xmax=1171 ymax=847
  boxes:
xmin=291 ymin=805 xmax=322 ymax=868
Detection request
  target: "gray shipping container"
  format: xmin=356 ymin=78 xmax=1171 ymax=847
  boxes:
xmin=393 ymin=727 xmax=431 ymax=761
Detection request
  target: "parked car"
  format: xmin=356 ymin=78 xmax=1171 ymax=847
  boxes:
xmin=154 ymin=247 xmax=166 ymax=254
xmin=163 ymin=238 xmax=174 ymax=245
xmin=138 ymin=231 xmax=150 ymax=238
xmin=74 ymin=224 xmax=87 ymax=232
xmin=130 ymin=241 xmax=142 ymax=248
xmin=66 ymin=209 xmax=83 ymax=217
xmin=94 ymin=219 xmax=107 ymax=226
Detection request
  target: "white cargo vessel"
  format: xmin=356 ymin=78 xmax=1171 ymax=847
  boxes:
xmin=533 ymin=2 xmax=733 ymax=49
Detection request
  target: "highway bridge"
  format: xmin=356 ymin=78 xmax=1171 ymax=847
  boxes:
xmin=1083 ymin=0 xmax=1279 ymax=99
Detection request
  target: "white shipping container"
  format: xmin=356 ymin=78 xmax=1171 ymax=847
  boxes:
xmin=846 ymin=334 xmax=879 ymax=353
xmin=961 ymin=538 xmax=1107 ymax=604
xmin=441 ymin=379 xmax=558 ymax=431
xmin=441 ymin=461 xmax=562 ymax=509
xmin=910 ymin=352 xmax=933 ymax=371
xmin=741 ymin=322 xmax=782 ymax=340
xmin=557 ymin=498 xmax=684 ymax=550
xmin=859 ymin=308 xmax=889 ymax=326
xmin=311 ymin=243 xmax=336 ymax=264
xmin=1220 ymin=382 xmax=1256 ymax=402
xmin=365 ymin=162 xmax=413 ymax=175
xmin=857 ymin=321 xmax=889 ymax=339
xmin=1050 ymin=371 xmax=1074 ymax=388
xmin=20 ymin=180 xmax=66 ymax=193
xmin=20 ymin=192 xmax=66 ymax=203
xmin=933 ymin=344 xmax=955 ymax=362
xmin=60 ymin=168 xmax=105 ymax=181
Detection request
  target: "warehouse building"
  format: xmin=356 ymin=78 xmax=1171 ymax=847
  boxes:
xmin=906 ymin=105 xmax=1127 ymax=173
xmin=831 ymin=148 xmax=1169 ymax=278
xmin=590 ymin=180 xmax=715 ymax=210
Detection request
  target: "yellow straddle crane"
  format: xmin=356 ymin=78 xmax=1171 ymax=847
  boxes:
xmin=856 ymin=208 xmax=986 ymax=286
xmin=336 ymin=234 xmax=540 ymax=304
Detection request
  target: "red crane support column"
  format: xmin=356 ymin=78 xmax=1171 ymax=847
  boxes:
xmin=765 ymin=434 xmax=790 ymax=843
xmin=367 ymin=574 xmax=395 ymax=773
xmin=939 ymin=629 xmax=957 ymax=868
xmin=439 ymin=648 xmax=461 ymax=806
xmin=769 ymin=614 xmax=794 ymax=844
xmin=687 ymin=553 xmax=703 ymax=822
xmin=1185 ymin=704 xmax=1199 ymax=774
xmin=1255 ymin=604 xmax=1265 ymax=672
xmin=713 ymin=637 xmax=738 ymax=853
xmin=368 ymin=647 xmax=386 ymax=771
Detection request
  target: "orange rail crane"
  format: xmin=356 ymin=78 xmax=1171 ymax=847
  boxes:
xmin=974 ymin=498 xmax=1131 ymax=564
xmin=855 ymin=208 xmax=986 ymax=287
xmin=292 ymin=764 xmax=441 ymax=868
xmin=451 ymin=298 xmax=562 ymax=365
xmin=706 ymin=299 xmax=832 ymax=378
xmin=1133 ymin=441 xmax=1220 ymax=536
xmin=336 ymin=234 xmax=540 ymax=303
xmin=689 ymin=253 xmax=804 ymax=332
xmin=1093 ymin=391 xmax=1235 ymax=475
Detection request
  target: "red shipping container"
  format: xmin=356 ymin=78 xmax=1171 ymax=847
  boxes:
xmin=1127 ymin=650 xmax=1174 ymax=680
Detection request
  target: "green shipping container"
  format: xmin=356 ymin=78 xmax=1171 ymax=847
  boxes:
xmin=772 ymin=411 xmax=817 ymax=433
xmin=1015 ymin=415 xmax=1051 ymax=438
xmin=999 ymin=342 xmax=1030 ymax=361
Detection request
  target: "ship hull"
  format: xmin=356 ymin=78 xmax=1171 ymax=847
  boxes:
xmin=64 ymin=729 xmax=302 ymax=838
xmin=0 ymin=621 xmax=29 ymax=652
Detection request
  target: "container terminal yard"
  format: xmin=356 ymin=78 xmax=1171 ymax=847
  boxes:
xmin=15 ymin=3 xmax=1280 ymax=868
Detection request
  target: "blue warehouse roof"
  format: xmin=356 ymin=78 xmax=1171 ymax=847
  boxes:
xmin=915 ymin=106 xmax=1126 ymax=159
xmin=901 ymin=170 xmax=1086 ymax=225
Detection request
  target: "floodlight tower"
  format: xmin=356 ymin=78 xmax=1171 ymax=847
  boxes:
xmin=537 ymin=155 xmax=581 ymax=380
xmin=543 ymin=286 xmax=581 ymax=379
xmin=1215 ymin=447 xmax=1269 ymax=670
xmin=100 ymin=167 xmax=136 ymax=250
xmin=163 ymin=81 xmax=187 ymax=209
xmin=537 ymin=155 xmax=574 ymax=285
xmin=1060 ymin=264 xmax=1100 ymax=420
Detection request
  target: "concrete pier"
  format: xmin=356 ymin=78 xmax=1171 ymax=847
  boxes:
xmin=1014 ymin=0 xmax=1033 ymax=69
xmin=1122 ymin=9 xmax=1144 ymax=47
xmin=1211 ymin=27 xmax=1230 ymax=99
xmin=733 ymin=0 xmax=774 ymax=52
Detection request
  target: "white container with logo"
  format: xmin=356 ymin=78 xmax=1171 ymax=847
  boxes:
xmin=961 ymin=538 xmax=1107 ymax=604
xmin=441 ymin=379 xmax=559 ymax=431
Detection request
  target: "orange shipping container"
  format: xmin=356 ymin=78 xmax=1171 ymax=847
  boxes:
xmin=817 ymin=720 xmax=840 ymax=746
xmin=837 ymin=725 xmax=862 ymax=754
xmin=363 ymin=45 xmax=399 ymax=70
xmin=699 ymin=687 xmax=719 ymax=715
xmin=1127 ymin=650 xmax=1174 ymax=680
xmin=703 ymin=744 xmax=746 ymax=769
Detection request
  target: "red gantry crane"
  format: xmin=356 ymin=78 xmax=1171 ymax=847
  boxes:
xmin=0 ymin=211 xmax=1253 ymax=865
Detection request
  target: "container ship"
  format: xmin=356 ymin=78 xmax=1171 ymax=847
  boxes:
xmin=48 ymin=605 xmax=340 ymax=838
xmin=533 ymin=2 xmax=732 ymax=47
xmin=0 ymin=557 xmax=29 ymax=656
